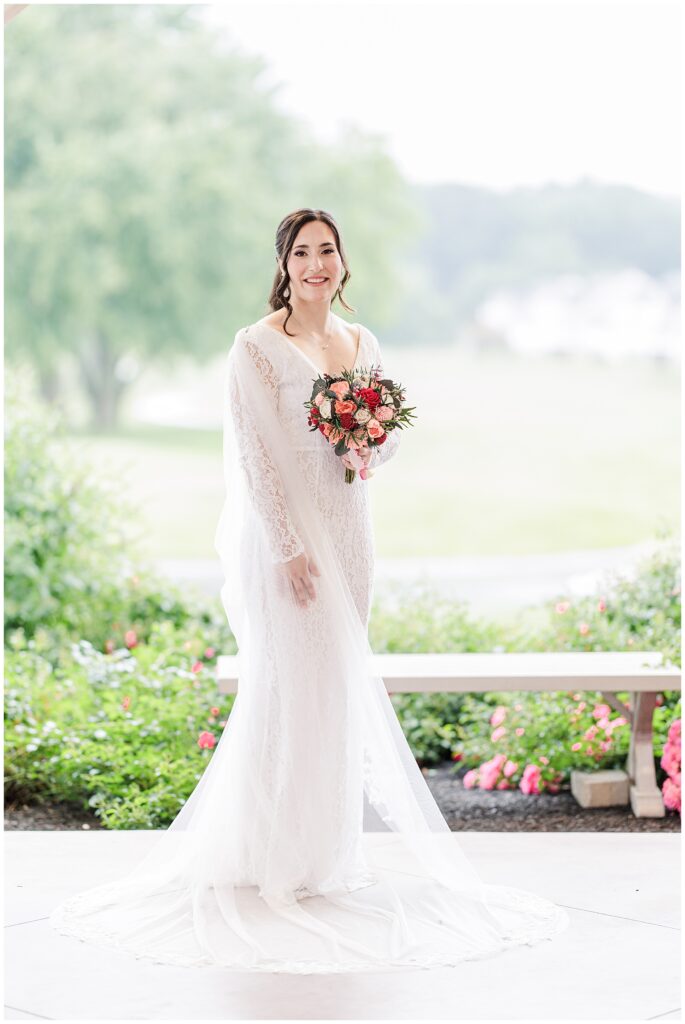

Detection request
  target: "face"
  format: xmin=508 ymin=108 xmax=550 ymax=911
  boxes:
xmin=283 ymin=220 xmax=343 ymax=306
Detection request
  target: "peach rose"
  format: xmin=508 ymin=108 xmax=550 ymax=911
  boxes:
xmin=367 ymin=419 xmax=383 ymax=439
xmin=329 ymin=381 xmax=350 ymax=398
xmin=321 ymin=422 xmax=333 ymax=436
xmin=335 ymin=399 xmax=357 ymax=415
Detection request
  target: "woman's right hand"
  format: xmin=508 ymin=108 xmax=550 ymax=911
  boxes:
xmin=284 ymin=551 xmax=321 ymax=608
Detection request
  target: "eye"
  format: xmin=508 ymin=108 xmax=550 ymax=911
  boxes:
xmin=293 ymin=248 xmax=335 ymax=256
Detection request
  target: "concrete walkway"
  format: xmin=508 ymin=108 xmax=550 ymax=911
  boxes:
xmin=5 ymin=831 xmax=681 ymax=1020
xmin=157 ymin=540 xmax=662 ymax=617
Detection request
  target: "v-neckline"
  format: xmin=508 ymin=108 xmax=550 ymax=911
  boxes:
xmin=253 ymin=320 xmax=364 ymax=378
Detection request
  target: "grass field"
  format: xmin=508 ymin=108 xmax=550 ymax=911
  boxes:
xmin=59 ymin=345 xmax=680 ymax=560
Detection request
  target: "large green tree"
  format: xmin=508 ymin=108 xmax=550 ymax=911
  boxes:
xmin=5 ymin=6 xmax=418 ymax=428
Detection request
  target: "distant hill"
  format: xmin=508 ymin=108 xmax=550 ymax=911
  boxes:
xmin=386 ymin=180 xmax=680 ymax=345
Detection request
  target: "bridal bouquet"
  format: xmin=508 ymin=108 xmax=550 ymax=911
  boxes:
xmin=304 ymin=364 xmax=416 ymax=483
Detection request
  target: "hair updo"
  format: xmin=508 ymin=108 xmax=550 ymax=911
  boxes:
xmin=267 ymin=208 xmax=355 ymax=337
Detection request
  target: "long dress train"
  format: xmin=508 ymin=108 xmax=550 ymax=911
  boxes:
xmin=48 ymin=320 xmax=570 ymax=973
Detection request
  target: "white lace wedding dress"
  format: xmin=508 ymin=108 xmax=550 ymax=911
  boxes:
xmin=49 ymin=320 xmax=570 ymax=973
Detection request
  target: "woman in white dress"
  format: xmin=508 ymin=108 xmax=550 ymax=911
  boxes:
xmin=49 ymin=207 xmax=569 ymax=973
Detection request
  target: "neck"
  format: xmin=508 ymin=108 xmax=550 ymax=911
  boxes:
xmin=287 ymin=302 xmax=336 ymax=339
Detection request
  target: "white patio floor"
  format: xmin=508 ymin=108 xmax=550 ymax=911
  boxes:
xmin=4 ymin=830 xmax=681 ymax=1021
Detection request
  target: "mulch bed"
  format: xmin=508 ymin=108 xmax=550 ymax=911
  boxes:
xmin=4 ymin=764 xmax=681 ymax=833
xmin=423 ymin=763 xmax=681 ymax=832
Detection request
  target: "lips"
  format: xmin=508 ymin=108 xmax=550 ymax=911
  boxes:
xmin=304 ymin=277 xmax=328 ymax=285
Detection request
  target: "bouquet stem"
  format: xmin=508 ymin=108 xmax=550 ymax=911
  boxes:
xmin=344 ymin=467 xmax=356 ymax=484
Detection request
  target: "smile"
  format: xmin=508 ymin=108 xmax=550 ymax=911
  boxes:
xmin=304 ymin=277 xmax=328 ymax=286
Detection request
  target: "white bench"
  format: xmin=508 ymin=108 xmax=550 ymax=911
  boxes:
xmin=216 ymin=650 xmax=681 ymax=819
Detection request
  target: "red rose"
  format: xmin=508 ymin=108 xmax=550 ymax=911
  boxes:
xmin=374 ymin=432 xmax=387 ymax=445
xmin=338 ymin=412 xmax=355 ymax=429
xmin=360 ymin=387 xmax=382 ymax=410
xmin=309 ymin=405 xmax=320 ymax=418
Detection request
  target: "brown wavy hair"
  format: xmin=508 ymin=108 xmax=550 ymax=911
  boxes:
xmin=267 ymin=208 xmax=355 ymax=337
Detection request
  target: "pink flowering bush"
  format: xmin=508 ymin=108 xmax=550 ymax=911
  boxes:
xmin=660 ymin=719 xmax=681 ymax=814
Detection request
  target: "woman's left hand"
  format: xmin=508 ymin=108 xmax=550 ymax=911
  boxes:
xmin=342 ymin=446 xmax=374 ymax=477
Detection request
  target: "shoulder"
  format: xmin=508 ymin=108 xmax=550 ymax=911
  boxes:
xmin=232 ymin=321 xmax=287 ymax=377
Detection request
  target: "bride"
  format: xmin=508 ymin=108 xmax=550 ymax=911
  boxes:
xmin=49 ymin=207 xmax=569 ymax=973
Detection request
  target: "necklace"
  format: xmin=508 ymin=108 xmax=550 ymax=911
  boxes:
xmin=290 ymin=312 xmax=335 ymax=350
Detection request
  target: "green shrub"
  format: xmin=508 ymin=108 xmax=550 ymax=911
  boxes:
xmin=5 ymin=621 xmax=236 ymax=828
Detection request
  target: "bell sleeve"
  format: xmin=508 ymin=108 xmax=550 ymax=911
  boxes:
xmin=228 ymin=331 xmax=305 ymax=564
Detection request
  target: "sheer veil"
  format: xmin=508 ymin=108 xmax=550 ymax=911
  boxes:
xmin=49 ymin=325 xmax=570 ymax=972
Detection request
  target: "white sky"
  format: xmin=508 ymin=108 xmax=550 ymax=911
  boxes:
xmin=203 ymin=0 xmax=681 ymax=198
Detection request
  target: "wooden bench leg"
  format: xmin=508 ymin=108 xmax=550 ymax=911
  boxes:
xmin=626 ymin=691 xmax=665 ymax=818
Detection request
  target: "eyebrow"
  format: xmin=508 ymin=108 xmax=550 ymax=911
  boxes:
xmin=293 ymin=242 xmax=335 ymax=248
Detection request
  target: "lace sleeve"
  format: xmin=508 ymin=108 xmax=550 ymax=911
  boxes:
xmin=228 ymin=333 xmax=305 ymax=564
xmin=368 ymin=330 xmax=402 ymax=469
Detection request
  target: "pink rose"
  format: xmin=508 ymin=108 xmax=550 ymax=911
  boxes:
xmin=515 ymin=727 xmax=525 ymax=737
xmin=584 ymin=726 xmax=598 ymax=741
xmin=597 ymin=717 xmax=611 ymax=731
xmin=579 ymin=622 xmax=590 ymax=635
xmin=662 ymin=775 xmax=681 ymax=814
xmin=519 ymin=764 xmax=542 ymax=795
xmin=667 ymin=719 xmax=681 ymax=745
xmin=503 ymin=759 xmax=518 ymax=778
xmin=490 ymin=705 xmax=507 ymax=728
xmin=492 ymin=753 xmax=507 ymax=767
xmin=329 ymin=381 xmax=350 ymax=399
xmin=571 ymin=742 xmax=582 ymax=752
xmin=198 ymin=731 xmax=216 ymax=750
xmin=555 ymin=601 xmax=570 ymax=614
xmin=375 ymin=405 xmax=393 ymax=422
xmin=593 ymin=704 xmax=611 ymax=720
xmin=463 ymin=769 xmax=478 ymax=790
xmin=491 ymin=726 xmax=506 ymax=742
xmin=597 ymin=598 xmax=607 ymax=612
xmin=367 ymin=419 xmax=384 ymax=439
xmin=661 ymin=744 xmax=681 ymax=777
xmin=321 ymin=422 xmax=333 ymax=436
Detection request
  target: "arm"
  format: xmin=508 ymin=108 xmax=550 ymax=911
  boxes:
xmin=368 ymin=331 xmax=402 ymax=469
xmin=228 ymin=334 xmax=305 ymax=564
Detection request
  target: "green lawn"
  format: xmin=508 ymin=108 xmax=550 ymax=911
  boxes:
xmin=60 ymin=346 xmax=680 ymax=560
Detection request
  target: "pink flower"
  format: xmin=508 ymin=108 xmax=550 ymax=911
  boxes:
xmin=579 ymin=622 xmax=590 ymax=635
xmin=577 ymin=701 xmax=587 ymax=711
xmin=491 ymin=726 xmax=506 ymax=742
xmin=490 ymin=706 xmax=507 ymax=728
xmin=662 ymin=775 xmax=681 ymax=814
xmin=204 ymin=646 xmax=216 ymax=659
xmin=584 ymin=725 xmax=598 ymax=740
xmin=503 ymin=760 xmax=518 ymax=778
xmin=661 ymin=744 xmax=681 ymax=778
xmin=597 ymin=598 xmax=607 ymax=612
xmin=515 ymin=727 xmax=525 ymax=737
xmin=492 ymin=753 xmax=507 ymax=767
xmin=210 ymin=706 xmax=220 ymax=717
xmin=599 ymin=740 xmax=612 ymax=752
xmin=329 ymin=380 xmax=350 ymax=399
xmin=597 ymin=717 xmax=611 ymax=731
xmin=496 ymin=779 xmax=511 ymax=790
xmin=198 ymin=731 xmax=216 ymax=750
xmin=367 ymin=419 xmax=384 ymax=439
xmin=375 ymin=405 xmax=393 ymax=422
xmin=124 ymin=629 xmax=138 ymax=649
xmin=121 ymin=695 xmax=131 ymax=711
xmin=314 ymin=392 xmax=325 ymax=407
xmin=592 ymin=704 xmax=611 ymax=720
xmin=667 ymin=719 xmax=681 ymax=745
xmin=607 ymin=716 xmax=627 ymax=733
xmin=571 ymin=742 xmax=582 ymax=752
xmin=463 ymin=769 xmax=478 ymax=790
xmin=539 ymin=755 xmax=549 ymax=765
xmin=479 ymin=758 xmax=504 ymax=790
xmin=191 ymin=660 xmax=203 ymax=674
xmin=519 ymin=764 xmax=542 ymax=795
xmin=555 ymin=601 xmax=570 ymax=614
